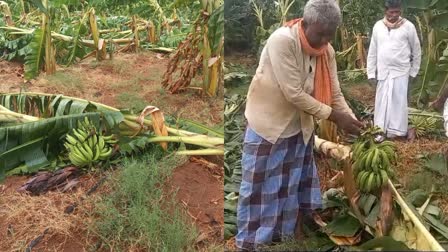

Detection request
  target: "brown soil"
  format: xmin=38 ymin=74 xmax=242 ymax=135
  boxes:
xmin=344 ymin=82 xmax=376 ymax=107
xmin=167 ymin=157 xmax=224 ymax=250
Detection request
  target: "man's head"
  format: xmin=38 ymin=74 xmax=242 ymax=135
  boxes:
xmin=303 ymin=0 xmax=342 ymax=49
xmin=385 ymin=0 xmax=402 ymax=23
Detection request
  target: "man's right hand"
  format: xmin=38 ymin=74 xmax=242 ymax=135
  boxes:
xmin=328 ymin=110 xmax=364 ymax=136
xmin=429 ymin=98 xmax=445 ymax=112
xmin=368 ymin=78 xmax=377 ymax=87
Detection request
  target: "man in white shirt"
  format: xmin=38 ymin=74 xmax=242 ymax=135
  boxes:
xmin=367 ymin=0 xmax=421 ymax=141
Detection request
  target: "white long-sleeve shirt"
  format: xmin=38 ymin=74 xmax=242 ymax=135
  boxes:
xmin=367 ymin=20 xmax=421 ymax=80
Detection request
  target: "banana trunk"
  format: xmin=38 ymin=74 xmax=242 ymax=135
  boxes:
xmin=0 ymin=1 xmax=14 ymax=26
xmin=202 ymin=25 xmax=211 ymax=95
xmin=132 ymin=15 xmax=140 ymax=52
xmin=147 ymin=20 xmax=157 ymax=44
xmin=42 ymin=0 xmax=55 ymax=75
xmin=88 ymin=8 xmax=106 ymax=61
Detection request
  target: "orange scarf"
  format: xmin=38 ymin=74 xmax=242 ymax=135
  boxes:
xmin=284 ymin=18 xmax=337 ymax=142
xmin=284 ymin=18 xmax=332 ymax=106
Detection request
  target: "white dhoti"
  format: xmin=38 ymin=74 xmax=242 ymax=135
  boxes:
xmin=374 ymin=74 xmax=409 ymax=137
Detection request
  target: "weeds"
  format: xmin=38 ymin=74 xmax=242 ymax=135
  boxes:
xmin=89 ymin=151 xmax=197 ymax=251
xmin=116 ymin=92 xmax=147 ymax=112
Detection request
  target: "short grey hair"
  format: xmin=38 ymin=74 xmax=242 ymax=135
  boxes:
xmin=303 ymin=0 xmax=342 ymax=28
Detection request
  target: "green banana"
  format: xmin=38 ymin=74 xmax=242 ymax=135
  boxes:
xmin=356 ymin=170 xmax=366 ymax=187
xmin=76 ymin=128 xmax=89 ymax=139
xmin=77 ymin=144 xmax=92 ymax=161
xmin=66 ymin=134 xmax=79 ymax=145
xmin=371 ymin=148 xmax=379 ymax=172
xmin=93 ymin=144 xmax=101 ymax=160
xmin=83 ymin=142 xmax=94 ymax=160
xmin=69 ymin=151 xmax=88 ymax=166
xmin=98 ymin=135 xmax=105 ymax=150
xmin=366 ymin=172 xmax=375 ymax=193
xmin=375 ymin=172 xmax=382 ymax=190
xmin=99 ymin=147 xmax=113 ymax=160
xmin=365 ymin=149 xmax=375 ymax=170
xmin=72 ymin=129 xmax=86 ymax=142
xmin=380 ymin=169 xmax=389 ymax=186
xmin=360 ymin=171 xmax=370 ymax=192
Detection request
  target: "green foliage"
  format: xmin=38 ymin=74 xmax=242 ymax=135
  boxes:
xmin=90 ymin=152 xmax=197 ymax=251
xmin=340 ymin=0 xmax=383 ymax=36
xmin=208 ymin=4 xmax=224 ymax=54
xmin=1 ymin=34 xmax=33 ymax=61
xmin=223 ymin=0 xmax=258 ymax=52
xmin=0 ymin=93 xmax=124 ymax=180
xmin=223 ymin=93 xmax=246 ymax=237
xmin=24 ymin=28 xmax=45 ymax=80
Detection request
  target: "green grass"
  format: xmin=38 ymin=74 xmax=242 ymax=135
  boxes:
xmin=89 ymin=151 xmax=197 ymax=251
xmin=116 ymin=92 xmax=147 ymax=112
xmin=45 ymin=71 xmax=84 ymax=91
xmin=407 ymin=169 xmax=448 ymax=196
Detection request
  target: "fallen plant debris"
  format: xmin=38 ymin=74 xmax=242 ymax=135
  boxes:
xmin=0 ymin=92 xmax=224 ymax=180
xmin=17 ymin=166 xmax=81 ymax=196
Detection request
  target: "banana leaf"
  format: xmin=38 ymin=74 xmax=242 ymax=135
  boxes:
xmin=24 ymin=28 xmax=45 ymax=80
xmin=0 ymin=112 xmax=105 ymax=180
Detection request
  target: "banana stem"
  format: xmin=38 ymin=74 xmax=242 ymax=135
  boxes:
xmin=123 ymin=115 xmax=206 ymax=137
xmin=176 ymin=149 xmax=224 ymax=155
xmin=145 ymin=136 xmax=223 ymax=149
xmin=0 ymin=105 xmax=40 ymax=122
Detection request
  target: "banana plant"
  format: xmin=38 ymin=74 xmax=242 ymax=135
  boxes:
xmin=203 ymin=0 xmax=224 ymax=96
xmin=21 ymin=0 xmax=56 ymax=79
xmin=0 ymin=92 xmax=223 ymax=180
xmin=403 ymin=0 xmax=448 ymax=107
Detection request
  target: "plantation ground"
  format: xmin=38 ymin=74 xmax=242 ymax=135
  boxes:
xmin=0 ymin=52 xmax=224 ymax=251
xmin=224 ymin=54 xmax=448 ymax=251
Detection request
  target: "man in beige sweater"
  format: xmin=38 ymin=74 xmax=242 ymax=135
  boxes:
xmin=236 ymin=0 xmax=363 ymax=250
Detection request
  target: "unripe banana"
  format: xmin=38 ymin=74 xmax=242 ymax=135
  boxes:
xmin=380 ymin=169 xmax=389 ymax=186
xmin=366 ymin=172 xmax=375 ymax=193
xmin=99 ymin=147 xmax=113 ymax=160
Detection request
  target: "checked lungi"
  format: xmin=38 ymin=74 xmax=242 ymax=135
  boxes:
xmin=235 ymin=127 xmax=322 ymax=250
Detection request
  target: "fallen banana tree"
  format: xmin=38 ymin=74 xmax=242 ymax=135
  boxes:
xmin=0 ymin=92 xmax=223 ymax=180
xmin=313 ymin=136 xmax=445 ymax=251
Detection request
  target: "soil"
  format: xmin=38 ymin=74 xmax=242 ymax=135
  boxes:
xmin=167 ymin=157 xmax=224 ymax=250
xmin=344 ymin=82 xmax=376 ymax=107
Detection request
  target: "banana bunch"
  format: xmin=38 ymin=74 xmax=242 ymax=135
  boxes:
xmin=351 ymin=126 xmax=397 ymax=193
xmin=409 ymin=115 xmax=439 ymax=138
xmin=64 ymin=117 xmax=118 ymax=168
